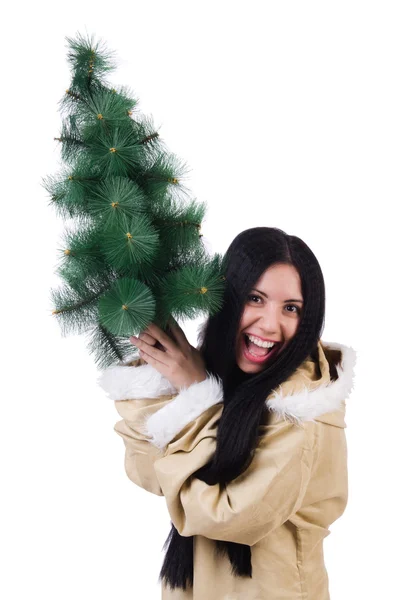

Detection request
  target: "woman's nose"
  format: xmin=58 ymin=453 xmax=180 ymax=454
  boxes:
xmin=257 ymin=307 xmax=279 ymax=332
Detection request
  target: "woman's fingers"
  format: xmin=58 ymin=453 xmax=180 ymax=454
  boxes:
xmin=137 ymin=332 xmax=157 ymax=346
xmin=167 ymin=321 xmax=190 ymax=350
xmin=129 ymin=321 xmax=187 ymax=363
xmin=129 ymin=333 xmax=157 ymax=366
xmin=143 ymin=322 xmax=180 ymax=354
xmin=130 ymin=335 xmax=169 ymax=366
xmin=128 ymin=320 xmax=207 ymax=389
xmin=140 ymin=331 xmax=166 ymax=352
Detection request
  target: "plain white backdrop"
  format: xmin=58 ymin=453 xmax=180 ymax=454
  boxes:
xmin=1 ymin=1 xmax=394 ymax=598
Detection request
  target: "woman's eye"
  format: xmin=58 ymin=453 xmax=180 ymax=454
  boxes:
xmin=286 ymin=305 xmax=301 ymax=314
xmin=248 ymin=294 xmax=261 ymax=303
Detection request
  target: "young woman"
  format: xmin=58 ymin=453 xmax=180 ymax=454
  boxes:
xmin=98 ymin=226 xmax=356 ymax=600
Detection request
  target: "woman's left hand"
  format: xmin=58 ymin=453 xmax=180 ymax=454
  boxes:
xmin=130 ymin=320 xmax=208 ymax=391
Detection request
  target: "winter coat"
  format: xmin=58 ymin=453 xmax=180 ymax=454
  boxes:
xmin=98 ymin=339 xmax=356 ymax=600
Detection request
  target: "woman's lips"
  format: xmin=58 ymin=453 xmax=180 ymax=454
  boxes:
xmin=241 ymin=335 xmax=281 ymax=364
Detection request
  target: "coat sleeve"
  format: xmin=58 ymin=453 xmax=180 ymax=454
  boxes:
xmin=151 ymin=402 xmax=315 ymax=546
xmin=97 ymin=357 xmax=224 ymax=496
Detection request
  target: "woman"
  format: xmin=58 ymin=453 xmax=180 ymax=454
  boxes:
xmin=98 ymin=226 xmax=356 ymax=600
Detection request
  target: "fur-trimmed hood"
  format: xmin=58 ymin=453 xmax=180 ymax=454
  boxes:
xmin=266 ymin=340 xmax=356 ymax=428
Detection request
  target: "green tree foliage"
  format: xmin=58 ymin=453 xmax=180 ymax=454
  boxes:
xmin=44 ymin=33 xmax=226 ymax=369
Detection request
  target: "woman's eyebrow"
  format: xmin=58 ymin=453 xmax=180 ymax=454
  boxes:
xmin=252 ymin=288 xmax=304 ymax=303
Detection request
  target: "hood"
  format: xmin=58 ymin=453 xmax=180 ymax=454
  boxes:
xmin=266 ymin=340 xmax=357 ymax=428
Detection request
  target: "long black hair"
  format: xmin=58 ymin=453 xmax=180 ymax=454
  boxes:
xmin=160 ymin=226 xmax=326 ymax=590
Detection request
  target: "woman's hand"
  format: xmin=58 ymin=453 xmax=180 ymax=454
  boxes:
xmin=130 ymin=320 xmax=208 ymax=391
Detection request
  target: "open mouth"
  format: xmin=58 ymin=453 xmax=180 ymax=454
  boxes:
xmin=242 ymin=334 xmax=282 ymax=364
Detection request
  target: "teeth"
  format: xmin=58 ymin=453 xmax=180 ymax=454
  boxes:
xmin=247 ymin=335 xmax=276 ymax=348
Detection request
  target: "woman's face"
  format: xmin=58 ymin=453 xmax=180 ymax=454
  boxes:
xmin=236 ymin=263 xmax=304 ymax=373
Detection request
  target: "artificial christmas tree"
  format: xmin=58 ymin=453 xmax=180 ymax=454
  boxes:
xmin=44 ymin=32 xmax=226 ymax=368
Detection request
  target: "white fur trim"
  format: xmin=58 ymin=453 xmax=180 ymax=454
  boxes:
xmin=143 ymin=373 xmax=224 ymax=450
xmin=97 ymin=362 xmax=178 ymax=401
xmin=97 ymin=340 xmax=356 ymax=433
xmin=266 ymin=342 xmax=357 ymax=424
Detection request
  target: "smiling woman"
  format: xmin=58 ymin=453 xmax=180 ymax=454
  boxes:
xmin=98 ymin=226 xmax=356 ymax=600
xmin=236 ymin=263 xmax=304 ymax=371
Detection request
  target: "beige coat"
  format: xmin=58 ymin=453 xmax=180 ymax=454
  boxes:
xmin=98 ymin=339 xmax=356 ymax=600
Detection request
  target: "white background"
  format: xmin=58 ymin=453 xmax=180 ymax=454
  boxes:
xmin=1 ymin=1 xmax=394 ymax=598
